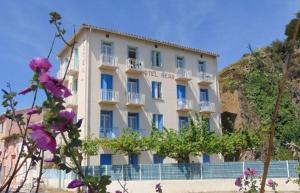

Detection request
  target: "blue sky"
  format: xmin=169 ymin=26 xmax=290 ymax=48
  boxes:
xmin=0 ymin=0 xmax=299 ymax=112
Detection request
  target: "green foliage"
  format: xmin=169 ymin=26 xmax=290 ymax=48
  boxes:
xmin=285 ymin=14 xmax=300 ymax=41
xmin=147 ymin=115 xmax=221 ymax=163
xmin=83 ymin=175 xmax=111 ymax=193
xmin=241 ymin=49 xmax=300 ymax=159
xmin=99 ymin=128 xmax=147 ymax=155
xmin=82 ymin=138 xmax=101 ymax=156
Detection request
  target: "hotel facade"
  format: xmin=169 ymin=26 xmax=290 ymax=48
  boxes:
xmin=57 ymin=24 xmax=222 ymax=166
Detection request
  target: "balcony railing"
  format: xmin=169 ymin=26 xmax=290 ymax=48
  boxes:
xmin=99 ymin=127 xmax=120 ymax=139
xmin=126 ymin=92 xmax=145 ymax=106
xmin=98 ymin=54 xmax=118 ymax=70
xmin=175 ymin=68 xmax=192 ymax=81
xmin=66 ymin=95 xmax=78 ymax=108
xmin=198 ymin=72 xmax=214 ymax=85
xmin=199 ymin=101 xmax=215 ymax=113
xmin=126 ymin=58 xmax=143 ymax=74
xmin=121 ymin=128 xmax=146 ymax=137
xmin=177 ymin=98 xmax=193 ymax=111
xmin=99 ymin=89 xmax=119 ymax=105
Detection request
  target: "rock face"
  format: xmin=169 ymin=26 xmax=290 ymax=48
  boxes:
xmin=218 ymin=42 xmax=300 ymax=161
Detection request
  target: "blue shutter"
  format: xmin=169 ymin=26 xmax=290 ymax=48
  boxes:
xmin=158 ymin=52 xmax=161 ymax=66
xmin=151 ymin=51 xmax=155 ymax=66
xmin=100 ymin=154 xmax=112 ymax=165
xmin=158 ymin=114 xmax=163 ymax=131
xmin=101 ymin=74 xmax=113 ymax=90
xmin=203 ymin=154 xmax=210 ymax=163
xmin=152 ymin=82 xmax=155 ymax=98
xmin=177 ymin=85 xmax=186 ymax=99
xmin=136 ymin=79 xmax=139 ymax=93
xmin=152 ymin=114 xmax=157 ymax=127
xmin=129 ymin=154 xmax=139 ymax=165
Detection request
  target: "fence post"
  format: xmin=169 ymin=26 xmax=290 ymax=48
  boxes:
xmin=200 ymin=164 xmax=203 ymax=180
xmin=122 ymin=165 xmax=124 ymax=180
xmin=286 ymin=160 xmax=290 ymax=178
xmin=105 ymin=165 xmax=108 ymax=176
xmin=139 ymin=164 xmax=142 ymax=181
xmin=92 ymin=166 xmax=95 ymax=176
xmin=242 ymin=161 xmax=245 ymax=173
xmin=159 ymin=164 xmax=162 ymax=181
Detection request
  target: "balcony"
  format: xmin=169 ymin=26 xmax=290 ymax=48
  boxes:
xmin=198 ymin=72 xmax=214 ymax=85
xmin=175 ymin=68 xmax=192 ymax=82
xmin=98 ymin=54 xmax=118 ymax=71
xmin=99 ymin=89 xmax=119 ymax=105
xmin=126 ymin=92 xmax=145 ymax=107
xmin=67 ymin=64 xmax=79 ymax=77
xmin=126 ymin=58 xmax=144 ymax=74
xmin=65 ymin=95 xmax=78 ymax=108
xmin=99 ymin=127 xmax=120 ymax=139
xmin=177 ymin=99 xmax=193 ymax=112
xmin=199 ymin=101 xmax=215 ymax=114
xmin=121 ymin=128 xmax=146 ymax=137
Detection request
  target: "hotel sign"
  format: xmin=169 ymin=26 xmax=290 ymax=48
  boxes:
xmin=143 ymin=70 xmax=175 ymax=79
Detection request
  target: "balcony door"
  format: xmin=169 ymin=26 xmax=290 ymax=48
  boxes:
xmin=179 ymin=116 xmax=188 ymax=129
xmin=200 ymin=89 xmax=209 ymax=102
xmin=177 ymin=85 xmax=186 ymax=100
xmin=101 ymin=42 xmax=113 ymax=63
xmin=128 ymin=113 xmax=139 ymax=131
xmin=100 ymin=111 xmax=113 ymax=137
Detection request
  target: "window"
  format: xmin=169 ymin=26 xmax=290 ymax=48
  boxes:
xmin=72 ymin=78 xmax=78 ymax=94
xmin=101 ymin=42 xmax=113 ymax=63
xmin=203 ymin=154 xmax=210 ymax=163
xmin=179 ymin=116 xmax=189 ymax=129
xmin=198 ymin=60 xmax=207 ymax=72
xmin=100 ymin=111 xmax=113 ymax=137
xmin=152 ymin=114 xmax=163 ymax=131
xmin=129 ymin=154 xmax=139 ymax=165
xmin=128 ymin=113 xmax=139 ymax=131
xmin=127 ymin=78 xmax=139 ymax=93
xmin=176 ymin=56 xmax=185 ymax=68
xmin=153 ymin=154 xmax=164 ymax=164
xmin=152 ymin=81 xmax=162 ymax=99
xmin=128 ymin=47 xmax=137 ymax=59
xmin=100 ymin=154 xmax=112 ymax=165
xmin=177 ymin=85 xmax=186 ymax=99
xmin=200 ymin=89 xmax=209 ymax=102
xmin=151 ymin=51 xmax=161 ymax=67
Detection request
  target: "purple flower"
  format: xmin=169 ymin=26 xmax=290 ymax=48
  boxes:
xmin=67 ymin=179 xmax=84 ymax=189
xmin=29 ymin=57 xmax=52 ymax=73
xmin=58 ymin=111 xmax=75 ymax=124
xmin=115 ymin=191 xmax=122 ymax=193
xmin=26 ymin=108 xmax=39 ymax=115
xmin=244 ymin=168 xmax=257 ymax=177
xmin=19 ymin=87 xmax=32 ymax=95
xmin=29 ymin=123 xmax=56 ymax=153
xmin=155 ymin=183 xmax=162 ymax=193
xmin=266 ymin=179 xmax=277 ymax=189
xmin=235 ymin=177 xmax=242 ymax=187
xmin=38 ymin=72 xmax=71 ymax=98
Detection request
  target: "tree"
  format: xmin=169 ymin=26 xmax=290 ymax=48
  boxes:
xmin=147 ymin=115 xmax=220 ymax=163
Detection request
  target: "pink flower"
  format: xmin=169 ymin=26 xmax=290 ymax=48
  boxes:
xmin=26 ymin=108 xmax=39 ymax=115
xmin=29 ymin=123 xmax=56 ymax=153
xmin=58 ymin=111 xmax=75 ymax=124
xmin=67 ymin=179 xmax=83 ymax=189
xmin=19 ymin=87 xmax=32 ymax=95
xmin=235 ymin=176 xmax=242 ymax=187
xmin=244 ymin=168 xmax=257 ymax=177
xmin=38 ymin=72 xmax=71 ymax=98
xmin=266 ymin=179 xmax=277 ymax=189
xmin=29 ymin=57 xmax=52 ymax=73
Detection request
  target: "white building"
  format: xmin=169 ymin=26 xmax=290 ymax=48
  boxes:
xmin=57 ymin=24 xmax=221 ymax=166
